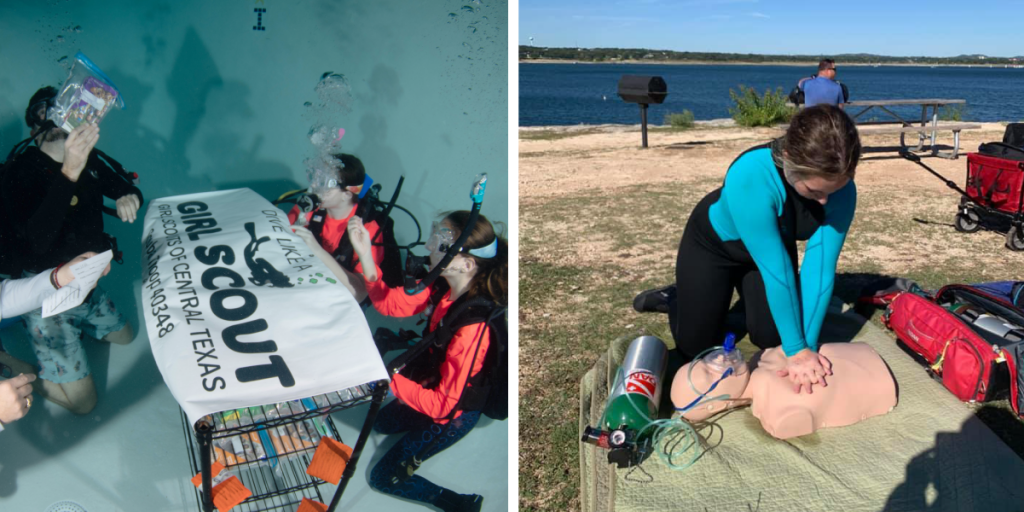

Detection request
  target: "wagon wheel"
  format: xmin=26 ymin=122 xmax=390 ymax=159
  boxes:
xmin=954 ymin=209 xmax=981 ymax=233
xmin=1006 ymin=226 xmax=1024 ymax=251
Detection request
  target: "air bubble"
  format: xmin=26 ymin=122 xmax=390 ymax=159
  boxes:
xmin=314 ymin=73 xmax=352 ymax=113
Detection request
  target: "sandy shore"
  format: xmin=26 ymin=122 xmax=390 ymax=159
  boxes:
xmin=520 ymin=121 xmax=1022 ymax=277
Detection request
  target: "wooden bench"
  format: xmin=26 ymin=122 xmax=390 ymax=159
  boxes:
xmin=776 ymin=122 xmax=981 ymax=159
xmin=857 ymin=122 xmax=980 ymax=159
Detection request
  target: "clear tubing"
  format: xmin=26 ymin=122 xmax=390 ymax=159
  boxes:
xmin=601 ymin=344 xmax=739 ymax=472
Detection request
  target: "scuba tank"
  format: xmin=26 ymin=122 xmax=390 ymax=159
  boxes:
xmin=581 ymin=336 xmax=668 ymax=468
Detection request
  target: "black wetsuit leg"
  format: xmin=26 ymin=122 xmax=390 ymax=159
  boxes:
xmin=738 ymin=268 xmax=785 ymax=350
xmin=671 ymin=188 xmax=799 ymax=359
xmin=368 ymin=400 xmax=480 ymax=505
xmin=671 ymin=190 xmax=742 ymax=359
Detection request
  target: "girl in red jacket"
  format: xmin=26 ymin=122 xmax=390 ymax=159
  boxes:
xmin=288 ymin=153 xmax=383 ymax=301
xmin=347 ymin=210 xmax=506 ymax=512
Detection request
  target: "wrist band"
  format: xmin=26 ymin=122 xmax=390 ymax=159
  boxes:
xmin=50 ymin=263 xmax=65 ymax=290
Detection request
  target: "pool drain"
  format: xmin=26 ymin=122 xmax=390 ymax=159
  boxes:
xmin=44 ymin=501 xmax=88 ymax=512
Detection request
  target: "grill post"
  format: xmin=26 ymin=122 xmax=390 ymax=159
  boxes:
xmin=617 ymin=75 xmax=668 ymax=149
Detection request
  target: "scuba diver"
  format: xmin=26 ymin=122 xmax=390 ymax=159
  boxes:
xmin=0 ymin=86 xmax=141 ymax=415
xmin=334 ymin=208 xmax=506 ymax=512
xmin=635 ymin=105 xmax=860 ymax=395
xmin=287 ymin=153 xmax=383 ymax=301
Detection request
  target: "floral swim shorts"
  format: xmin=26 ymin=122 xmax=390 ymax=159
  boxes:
xmin=22 ymin=284 xmax=127 ymax=384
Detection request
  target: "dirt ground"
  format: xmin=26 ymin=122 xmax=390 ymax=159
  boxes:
xmin=521 ymin=122 xmax=1024 ymax=277
xmin=518 ymin=121 xmax=1024 ymax=511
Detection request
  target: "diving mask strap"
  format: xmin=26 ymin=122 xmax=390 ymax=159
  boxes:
xmin=467 ymin=237 xmax=498 ymax=259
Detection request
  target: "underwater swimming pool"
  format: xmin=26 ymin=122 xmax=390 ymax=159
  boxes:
xmin=0 ymin=0 xmax=509 ymax=510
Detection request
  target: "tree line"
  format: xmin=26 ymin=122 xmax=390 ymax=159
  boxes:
xmin=519 ymin=46 xmax=1024 ymax=66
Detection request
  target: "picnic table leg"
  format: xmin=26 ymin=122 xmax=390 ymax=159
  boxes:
xmin=930 ymin=105 xmax=939 ymax=156
xmin=917 ymin=105 xmax=928 ymax=152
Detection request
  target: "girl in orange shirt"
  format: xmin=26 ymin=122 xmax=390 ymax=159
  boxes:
xmin=289 ymin=153 xmax=382 ymax=302
xmin=346 ymin=210 xmax=506 ymax=512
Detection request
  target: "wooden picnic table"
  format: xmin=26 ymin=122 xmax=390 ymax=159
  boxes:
xmin=844 ymin=99 xmax=979 ymax=159
xmin=783 ymin=98 xmax=980 ymax=159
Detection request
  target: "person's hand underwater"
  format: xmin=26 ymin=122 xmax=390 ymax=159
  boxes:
xmin=290 ymin=224 xmax=326 ymax=255
xmin=777 ymin=348 xmax=832 ymax=394
xmin=115 ymin=194 xmax=141 ymax=223
xmin=56 ymin=251 xmax=112 ymax=289
xmin=62 ymin=124 xmax=99 ymax=182
xmin=0 ymin=373 xmax=36 ymax=424
xmin=347 ymin=216 xmax=372 ymax=257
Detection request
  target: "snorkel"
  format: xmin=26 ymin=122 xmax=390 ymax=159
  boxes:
xmin=403 ymin=173 xmax=488 ymax=295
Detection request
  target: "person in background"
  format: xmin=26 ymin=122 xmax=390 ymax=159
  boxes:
xmin=799 ymin=59 xmax=846 ymax=108
xmin=0 ymin=87 xmax=141 ymax=415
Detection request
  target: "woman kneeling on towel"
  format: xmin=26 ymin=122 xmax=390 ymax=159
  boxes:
xmin=638 ymin=105 xmax=860 ymax=395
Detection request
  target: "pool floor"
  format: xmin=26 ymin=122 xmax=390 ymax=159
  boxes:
xmin=0 ymin=306 xmax=508 ymax=511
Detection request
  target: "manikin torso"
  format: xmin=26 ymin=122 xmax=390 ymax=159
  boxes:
xmin=670 ymin=343 xmax=897 ymax=439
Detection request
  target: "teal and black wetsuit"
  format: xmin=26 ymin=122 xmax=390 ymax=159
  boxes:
xmin=669 ymin=141 xmax=856 ymax=358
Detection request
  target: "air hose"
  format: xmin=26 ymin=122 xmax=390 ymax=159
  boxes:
xmin=607 ymin=344 xmax=739 ymax=471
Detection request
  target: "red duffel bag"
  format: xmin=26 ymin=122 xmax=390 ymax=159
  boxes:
xmin=882 ymin=285 xmax=1023 ymax=405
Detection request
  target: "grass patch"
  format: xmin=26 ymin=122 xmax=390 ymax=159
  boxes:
xmin=664 ymin=109 xmax=695 ymax=129
xmin=521 ymin=168 xmax=1024 ymax=511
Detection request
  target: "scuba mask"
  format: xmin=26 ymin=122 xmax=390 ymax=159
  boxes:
xmin=28 ymin=94 xmax=59 ymax=135
xmin=425 ymin=222 xmax=456 ymax=255
xmin=305 ymin=155 xmax=363 ymax=198
xmin=425 ymin=221 xmax=498 ymax=260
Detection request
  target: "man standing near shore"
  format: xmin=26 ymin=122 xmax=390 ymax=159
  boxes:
xmin=799 ymin=59 xmax=846 ymax=108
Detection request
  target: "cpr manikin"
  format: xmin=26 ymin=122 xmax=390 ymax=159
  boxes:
xmin=671 ymin=342 xmax=897 ymax=439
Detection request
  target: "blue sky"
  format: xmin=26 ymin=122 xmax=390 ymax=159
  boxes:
xmin=520 ymin=0 xmax=1024 ymax=57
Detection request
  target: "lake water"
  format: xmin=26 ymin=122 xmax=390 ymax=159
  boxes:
xmin=520 ymin=62 xmax=1024 ymax=126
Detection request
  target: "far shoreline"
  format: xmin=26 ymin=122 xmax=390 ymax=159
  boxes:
xmin=519 ymin=58 xmax=1024 ymax=69
xmin=518 ymin=120 xmax=1009 ymax=131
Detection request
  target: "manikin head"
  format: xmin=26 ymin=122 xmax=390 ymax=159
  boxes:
xmin=776 ymin=105 xmax=860 ymax=206
xmin=670 ymin=343 xmax=897 ymax=439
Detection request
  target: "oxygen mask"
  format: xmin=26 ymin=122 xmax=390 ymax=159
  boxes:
xmin=702 ymin=333 xmax=748 ymax=377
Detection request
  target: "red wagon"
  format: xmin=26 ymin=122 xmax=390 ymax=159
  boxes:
xmin=956 ymin=150 xmax=1024 ymax=250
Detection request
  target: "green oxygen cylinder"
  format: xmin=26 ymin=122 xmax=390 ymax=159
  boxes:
xmin=601 ymin=336 xmax=669 ymax=438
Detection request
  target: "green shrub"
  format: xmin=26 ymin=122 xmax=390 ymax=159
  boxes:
xmin=665 ymin=110 xmax=695 ymax=129
xmin=939 ymin=104 xmax=967 ymax=121
xmin=728 ymin=85 xmax=796 ymax=127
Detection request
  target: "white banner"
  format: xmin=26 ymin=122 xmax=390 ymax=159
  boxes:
xmin=140 ymin=188 xmax=386 ymax=426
